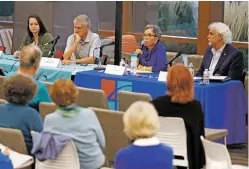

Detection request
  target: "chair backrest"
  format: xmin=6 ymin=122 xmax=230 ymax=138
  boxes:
xmin=0 ymin=75 xmax=5 ymax=99
xmin=156 ymin=117 xmax=188 ymax=162
xmin=106 ymin=35 xmax=139 ymax=54
xmin=76 ymin=87 xmax=109 ymax=109
xmin=0 ymin=46 xmax=6 ymax=52
xmin=200 ymin=136 xmax=232 ymax=169
xmin=35 ymin=140 xmax=80 ymax=169
xmin=0 ymin=99 xmax=7 ymax=104
xmin=241 ymin=71 xmax=246 ymax=85
xmin=39 ymin=102 xmax=57 ymax=121
xmin=118 ymin=90 xmax=152 ymax=111
xmin=41 ymin=81 xmax=53 ymax=91
xmin=90 ymin=107 xmax=130 ymax=162
xmin=56 ymin=50 xmax=64 ymax=60
xmin=0 ymin=29 xmax=13 ymax=54
xmin=0 ymin=127 xmax=28 ymax=154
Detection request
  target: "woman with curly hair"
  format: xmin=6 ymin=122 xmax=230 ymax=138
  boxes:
xmin=0 ymin=74 xmax=43 ymax=154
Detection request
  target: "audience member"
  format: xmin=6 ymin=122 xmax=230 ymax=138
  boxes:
xmin=62 ymin=14 xmax=101 ymax=64
xmin=152 ymin=64 xmax=205 ymax=169
xmin=135 ymin=24 xmax=166 ymax=72
xmin=115 ymin=101 xmax=173 ymax=169
xmin=13 ymin=14 xmax=53 ymax=57
xmin=7 ymin=44 xmax=51 ymax=110
xmin=196 ymin=22 xmax=244 ymax=80
xmin=43 ymin=79 xmax=105 ymax=169
xmin=0 ymin=74 xmax=43 ymax=154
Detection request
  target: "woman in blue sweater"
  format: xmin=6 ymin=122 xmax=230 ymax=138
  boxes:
xmin=43 ymin=79 xmax=105 ymax=169
xmin=0 ymin=74 xmax=43 ymax=154
xmin=115 ymin=101 xmax=173 ymax=169
xmin=135 ymin=25 xmax=167 ymax=72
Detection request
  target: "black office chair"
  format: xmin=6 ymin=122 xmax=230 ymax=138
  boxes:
xmin=95 ymin=39 xmax=115 ymax=65
xmin=241 ymin=70 xmax=247 ymax=87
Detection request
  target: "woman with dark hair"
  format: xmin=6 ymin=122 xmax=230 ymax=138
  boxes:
xmin=152 ymin=64 xmax=205 ymax=169
xmin=0 ymin=74 xmax=43 ymax=155
xmin=13 ymin=14 xmax=53 ymax=57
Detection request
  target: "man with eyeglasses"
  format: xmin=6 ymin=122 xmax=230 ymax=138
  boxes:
xmin=197 ymin=22 xmax=244 ymax=81
xmin=134 ymin=24 xmax=166 ymax=72
xmin=62 ymin=14 xmax=101 ymax=65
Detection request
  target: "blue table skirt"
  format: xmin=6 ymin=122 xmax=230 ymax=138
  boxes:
xmin=74 ymin=70 xmax=248 ymax=144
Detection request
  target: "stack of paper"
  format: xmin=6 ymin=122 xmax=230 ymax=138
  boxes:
xmin=0 ymin=144 xmax=33 ymax=169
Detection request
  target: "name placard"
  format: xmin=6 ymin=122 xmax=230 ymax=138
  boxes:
xmin=40 ymin=57 xmax=61 ymax=68
xmin=104 ymin=65 xmax=125 ymax=76
xmin=158 ymin=71 xmax=168 ymax=82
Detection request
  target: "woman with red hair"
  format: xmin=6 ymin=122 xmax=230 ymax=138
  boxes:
xmin=152 ymin=64 xmax=205 ymax=169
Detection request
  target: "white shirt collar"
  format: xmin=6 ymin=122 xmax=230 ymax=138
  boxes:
xmin=211 ymin=44 xmax=226 ymax=55
xmin=133 ymin=137 xmax=160 ymax=146
xmin=80 ymin=30 xmax=92 ymax=43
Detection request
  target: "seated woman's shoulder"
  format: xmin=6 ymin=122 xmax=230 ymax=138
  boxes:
xmin=152 ymin=95 xmax=170 ymax=103
xmin=159 ymin=143 xmax=173 ymax=154
xmin=43 ymin=32 xmax=53 ymax=39
xmin=158 ymin=42 xmax=166 ymax=50
xmin=192 ymin=99 xmax=202 ymax=106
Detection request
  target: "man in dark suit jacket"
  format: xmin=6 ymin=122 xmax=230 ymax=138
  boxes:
xmin=197 ymin=22 xmax=244 ymax=81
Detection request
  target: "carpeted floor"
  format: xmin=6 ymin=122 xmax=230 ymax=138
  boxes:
xmin=229 ymin=143 xmax=248 ymax=166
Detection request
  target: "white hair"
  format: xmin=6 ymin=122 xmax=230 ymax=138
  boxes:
xmin=74 ymin=14 xmax=91 ymax=28
xmin=123 ymin=101 xmax=160 ymax=140
xmin=208 ymin=22 xmax=232 ymax=44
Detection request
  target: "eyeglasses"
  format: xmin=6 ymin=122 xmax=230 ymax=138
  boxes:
xmin=143 ymin=34 xmax=155 ymax=38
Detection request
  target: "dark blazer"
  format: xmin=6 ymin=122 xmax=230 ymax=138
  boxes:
xmin=197 ymin=44 xmax=244 ymax=80
xmin=151 ymin=95 xmax=205 ymax=169
xmin=18 ymin=33 xmax=53 ymax=57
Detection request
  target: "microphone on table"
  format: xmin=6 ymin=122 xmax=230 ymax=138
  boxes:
xmin=44 ymin=35 xmax=60 ymax=46
xmin=47 ymin=35 xmax=60 ymax=58
xmin=165 ymin=52 xmax=182 ymax=71
xmin=100 ymin=41 xmax=115 ymax=50
xmin=94 ymin=40 xmax=115 ymax=70
xmin=137 ymin=40 xmax=144 ymax=58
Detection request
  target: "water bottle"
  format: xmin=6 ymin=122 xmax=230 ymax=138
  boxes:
xmin=203 ymin=69 xmax=210 ymax=85
xmin=188 ymin=63 xmax=195 ymax=76
xmin=119 ymin=58 xmax=125 ymax=67
xmin=130 ymin=53 xmax=138 ymax=75
xmin=71 ymin=53 xmax=76 ymax=65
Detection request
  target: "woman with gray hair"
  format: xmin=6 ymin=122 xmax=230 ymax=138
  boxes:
xmin=197 ymin=22 xmax=244 ymax=80
xmin=115 ymin=101 xmax=173 ymax=169
xmin=134 ymin=24 xmax=167 ymax=72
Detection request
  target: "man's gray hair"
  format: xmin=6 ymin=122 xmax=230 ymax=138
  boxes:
xmin=74 ymin=14 xmax=91 ymax=28
xmin=144 ymin=24 xmax=162 ymax=39
xmin=19 ymin=44 xmax=42 ymax=69
xmin=208 ymin=22 xmax=232 ymax=44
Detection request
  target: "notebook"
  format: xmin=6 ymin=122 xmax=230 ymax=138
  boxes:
xmin=0 ymin=144 xmax=33 ymax=168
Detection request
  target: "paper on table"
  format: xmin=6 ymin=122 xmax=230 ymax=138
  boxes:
xmin=158 ymin=71 xmax=168 ymax=82
xmin=136 ymin=70 xmax=153 ymax=74
xmin=105 ymin=65 xmax=125 ymax=76
xmin=209 ymin=76 xmax=228 ymax=80
xmin=0 ymin=144 xmax=33 ymax=168
xmin=194 ymin=77 xmax=202 ymax=80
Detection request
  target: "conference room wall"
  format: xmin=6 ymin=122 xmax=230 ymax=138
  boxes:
xmin=12 ymin=1 xmax=99 ymax=52
xmin=53 ymin=1 xmax=98 ymax=51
